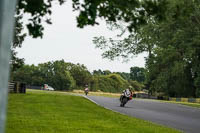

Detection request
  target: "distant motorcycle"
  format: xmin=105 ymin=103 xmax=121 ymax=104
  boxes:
xmin=84 ymin=88 xmax=89 ymax=95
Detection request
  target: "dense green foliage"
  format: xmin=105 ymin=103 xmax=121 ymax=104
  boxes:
xmin=12 ymin=60 xmax=86 ymax=90
xmin=144 ymin=0 xmax=200 ymax=98
xmin=6 ymin=91 xmax=179 ymax=133
xmin=11 ymin=60 xmax=144 ymax=92
xmin=72 ymin=0 xmax=168 ymax=31
xmin=129 ymin=80 xmax=145 ymax=91
xmin=90 ymin=74 xmax=129 ymax=93
xmin=67 ymin=63 xmax=92 ymax=87
xmin=92 ymin=0 xmax=200 ymax=98
xmin=130 ymin=67 xmax=146 ymax=82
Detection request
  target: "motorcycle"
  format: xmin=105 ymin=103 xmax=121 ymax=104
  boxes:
xmin=84 ymin=88 xmax=89 ymax=95
xmin=119 ymin=93 xmax=132 ymax=107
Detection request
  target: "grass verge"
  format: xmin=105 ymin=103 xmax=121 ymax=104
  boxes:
xmin=158 ymin=100 xmax=200 ymax=109
xmin=72 ymin=89 xmax=120 ymax=98
xmin=6 ymin=90 xmax=180 ymax=133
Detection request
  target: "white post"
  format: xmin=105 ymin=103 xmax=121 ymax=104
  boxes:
xmin=0 ymin=0 xmax=17 ymax=133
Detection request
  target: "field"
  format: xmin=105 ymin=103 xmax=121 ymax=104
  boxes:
xmin=6 ymin=90 xmax=180 ymax=133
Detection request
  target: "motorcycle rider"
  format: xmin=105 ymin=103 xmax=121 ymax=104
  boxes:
xmin=120 ymin=86 xmax=133 ymax=107
xmin=84 ymin=85 xmax=89 ymax=95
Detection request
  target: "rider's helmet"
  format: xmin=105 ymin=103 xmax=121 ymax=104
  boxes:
xmin=128 ymin=85 xmax=133 ymax=90
xmin=128 ymin=86 xmax=133 ymax=95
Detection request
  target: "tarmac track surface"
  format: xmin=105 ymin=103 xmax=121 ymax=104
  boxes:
xmin=86 ymin=96 xmax=200 ymax=133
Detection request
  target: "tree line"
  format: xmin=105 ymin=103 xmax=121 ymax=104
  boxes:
xmin=11 ymin=60 xmax=145 ymax=93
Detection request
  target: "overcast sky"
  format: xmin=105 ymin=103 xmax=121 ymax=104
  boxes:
xmin=16 ymin=2 xmax=146 ymax=73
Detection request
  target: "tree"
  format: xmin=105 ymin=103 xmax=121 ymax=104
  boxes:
xmin=50 ymin=60 xmax=75 ymax=90
xmin=12 ymin=64 xmax=43 ymax=85
xmin=146 ymin=46 xmax=195 ymax=97
xmin=92 ymin=23 xmax=156 ymax=61
xmin=10 ymin=51 xmax=25 ymax=80
xmin=102 ymin=70 xmax=111 ymax=75
xmin=93 ymin=69 xmax=103 ymax=75
xmin=143 ymin=0 xmax=200 ymax=97
xmin=115 ymin=72 xmax=131 ymax=81
xmin=12 ymin=60 xmax=76 ymax=90
xmin=72 ymin=0 xmax=168 ymax=31
xmin=90 ymin=0 xmax=200 ymax=97
xmin=10 ymin=15 xmax=26 ymax=75
xmin=66 ymin=63 xmax=92 ymax=88
xmin=129 ymin=80 xmax=144 ymax=91
xmin=130 ymin=67 xmax=145 ymax=83
xmin=16 ymin=0 xmax=65 ymax=39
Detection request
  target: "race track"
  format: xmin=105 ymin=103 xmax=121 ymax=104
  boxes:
xmin=86 ymin=96 xmax=200 ymax=133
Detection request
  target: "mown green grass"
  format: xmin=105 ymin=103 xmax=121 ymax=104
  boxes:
xmin=160 ymin=100 xmax=200 ymax=109
xmin=6 ymin=91 xmax=180 ymax=133
xmin=181 ymin=102 xmax=200 ymax=108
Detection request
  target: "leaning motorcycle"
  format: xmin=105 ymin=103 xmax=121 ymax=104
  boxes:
xmin=120 ymin=94 xmax=132 ymax=107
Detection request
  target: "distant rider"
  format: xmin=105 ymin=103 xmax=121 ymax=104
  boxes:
xmin=84 ymin=85 xmax=89 ymax=95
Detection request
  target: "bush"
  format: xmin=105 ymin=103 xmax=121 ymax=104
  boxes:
xmin=90 ymin=74 xmax=129 ymax=93
xmin=129 ymin=80 xmax=145 ymax=91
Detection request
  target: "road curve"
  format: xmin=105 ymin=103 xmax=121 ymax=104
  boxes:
xmin=86 ymin=96 xmax=200 ymax=133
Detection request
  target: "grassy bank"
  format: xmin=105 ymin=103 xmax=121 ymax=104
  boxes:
xmin=6 ymin=90 xmax=180 ymax=133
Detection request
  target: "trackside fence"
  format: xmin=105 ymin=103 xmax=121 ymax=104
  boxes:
xmin=8 ymin=82 xmax=26 ymax=94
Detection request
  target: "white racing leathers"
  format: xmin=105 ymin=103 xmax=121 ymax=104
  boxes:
xmin=123 ymin=89 xmax=132 ymax=97
xmin=120 ymin=89 xmax=132 ymax=107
